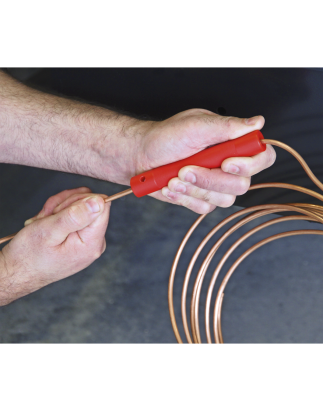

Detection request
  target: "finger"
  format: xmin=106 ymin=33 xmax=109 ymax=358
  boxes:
xmin=43 ymin=195 xmax=108 ymax=245
xmin=221 ymin=144 xmax=276 ymax=177
xmin=76 ymin=196 xmax=110 ymax=244
xmin=63 ymin=201 xmax=110 ymax=261
xmin=178 ymin=167 xmax=250 ymax=195
xmin=53 ymin=193 xmax=108 ymax=215
xmin=208 ymin=114 xmax=265 ymax=142
xmin=167 ymin=177 xmax=236 ymax=207
xmin=24 ymin=187 xmax=92 ymax=226
xmin=161 ymin=187 xmax=217 ymax=214
xmin=40 ymin=187 xmax=92 ymax=217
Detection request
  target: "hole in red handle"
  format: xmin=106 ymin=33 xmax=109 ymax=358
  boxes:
xmin=140 ymin=176 xmax=146 ymax=183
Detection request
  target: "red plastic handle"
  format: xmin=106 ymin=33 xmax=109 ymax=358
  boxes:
xmin=130 ymin=130 xmax=266 ymax=197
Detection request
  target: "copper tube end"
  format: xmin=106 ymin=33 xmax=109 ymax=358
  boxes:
xmin=104 ymin=188 xmax=133 ymax=203
xmin=0 ymin=232 xmax=18 ymax=245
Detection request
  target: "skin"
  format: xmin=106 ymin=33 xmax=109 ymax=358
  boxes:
xmin=0 ymin=71 xmax=276 ymax=305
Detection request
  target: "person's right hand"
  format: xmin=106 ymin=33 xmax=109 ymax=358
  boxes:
xmin=0 ymin=187 xmax=110 ymax=306
xmin=135 ymin=110 xmax=276 ymax=214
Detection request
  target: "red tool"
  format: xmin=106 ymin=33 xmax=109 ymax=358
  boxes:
xmin=106 ymin=130 xmax=267 ymax=202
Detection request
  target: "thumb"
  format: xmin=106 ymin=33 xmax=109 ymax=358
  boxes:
xmin=46 ymin=195 xmax=105 ymax=245
xmin=219 ymin=114 xmax=265 ymax=141
xmin=198 ymin=114 xmax=265 ymax=146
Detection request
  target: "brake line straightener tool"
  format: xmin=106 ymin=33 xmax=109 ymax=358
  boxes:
xmin=106 ymin=130 xmax=266 ymax=203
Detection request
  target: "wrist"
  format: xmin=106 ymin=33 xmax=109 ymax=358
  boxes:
xmin=88 ymin=113 xmax=154 ymax=185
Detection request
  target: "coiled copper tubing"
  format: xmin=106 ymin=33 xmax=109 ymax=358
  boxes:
xmin=168 ymin=139 xmax=323 ymax=343
xmin=1 ymin=139 xmax=323 ymax=343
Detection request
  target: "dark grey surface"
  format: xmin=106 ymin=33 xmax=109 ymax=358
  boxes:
xmin=1 ymin=163 xmax=323 ymax=343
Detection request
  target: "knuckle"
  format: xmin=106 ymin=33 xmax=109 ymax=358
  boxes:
xmin=181 ymin=196 xmax=213 ymax=215
xmin=179 ymin=196 xmax=199 ymax=212
xmin=186 ymin=184 xmax=199 ymax=198
xmin=185 ymin=110 xmax=214 ymax=129
xmin=180 ymin=196 xmax=193 ymax=209
xmin=222 ymin=116 xmax=235 ymax=129
xmin=186 ymin=116 xmax=202 ymax=131
xmin=67 ymin=205 xmax=82 ymax=226
xmin=53 ymin=215 xmax=65 ymax=232
xmin=197 ymin=173 xmax=213 ymax=190
xmin=201 ymin=190 xmax=212 ymax=203
xmin=200 ymin=114 xmax=216 ymax=125
xmin=185 ymin=108 xmax=205 ymax=117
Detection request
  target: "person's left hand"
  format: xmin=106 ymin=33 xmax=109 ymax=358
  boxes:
xmin=136 ymin=109 xmax=276 ymax=214
xmin=0 ymin=187 xmax=110 ymax=305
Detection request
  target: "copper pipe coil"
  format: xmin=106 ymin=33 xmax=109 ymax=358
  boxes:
xmin=1 ymin=139 xmax=323 ymax=343
xmin=168 ymin=139 xmax=323 ymax=343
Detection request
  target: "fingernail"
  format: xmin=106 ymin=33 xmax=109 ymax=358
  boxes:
xmin=245 ymin=116 xmax=259 ymax=125
xmin=183 ymin=171 xmax=196 ymax=184
xmin=162 ymin=188 xmax=176 ymax=200
xmin=228 ymin=164 xmax=240 ymax=174
xmin=174 ymin=182 xmax=186 ymax=193
xmin=37 ymin=209 xmax=45 ymax=218
xmin=85 ymin=197 xmax=101 ymax=213
xmin=24 ymin=218 xmax=34 ymax=226
xmin=24 ymin=209 xmax=44 ymax=226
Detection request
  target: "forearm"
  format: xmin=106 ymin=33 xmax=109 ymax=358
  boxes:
xmin=0 ymin=71 xmax=149 ymax=185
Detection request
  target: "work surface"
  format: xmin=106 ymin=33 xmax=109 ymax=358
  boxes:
xmin=1 ymin=162 xmax=323 ymax=343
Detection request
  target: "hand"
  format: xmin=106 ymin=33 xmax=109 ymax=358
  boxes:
xmin=0 ymin=187 xmax=110 ymax=306
xmin=137 ymin=109 xmax=276 ymax=214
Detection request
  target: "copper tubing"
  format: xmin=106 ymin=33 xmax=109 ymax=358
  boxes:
xmin=0 ymin=232 xmax=18 ymax=245
xmin=104 ymin=188 xmax=133 ymax=203
xmin=168 ymin=139 xmax=323 ymax=343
